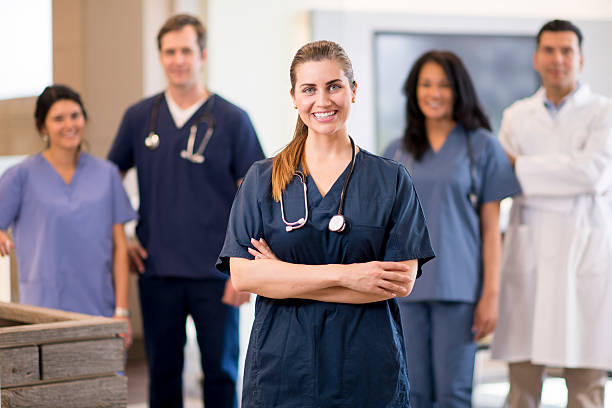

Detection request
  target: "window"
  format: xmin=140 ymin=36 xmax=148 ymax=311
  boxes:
xmin=0 ymin=0 xmax=52 ymax=100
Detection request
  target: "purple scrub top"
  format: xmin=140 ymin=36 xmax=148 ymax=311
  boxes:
xmin=0 ymin=152 xmax=136 ymax=316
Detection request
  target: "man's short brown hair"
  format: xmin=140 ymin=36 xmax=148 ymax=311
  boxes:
xmin=157 ymin=14 xmax=206 ymax=52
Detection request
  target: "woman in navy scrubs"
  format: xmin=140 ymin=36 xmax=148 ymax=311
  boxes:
xmin=217 ymin=41 xmax=434 ymax=407
xmin=383 ymin=51 xmax=521 ymax=407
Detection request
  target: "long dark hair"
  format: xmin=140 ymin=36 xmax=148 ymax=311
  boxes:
xmin=402 ymin=50 xmax=490 ymax=160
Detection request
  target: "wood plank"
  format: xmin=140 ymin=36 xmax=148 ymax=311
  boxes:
xmin=0 ymin=318 xmax=26 ymax=328
xmin=1 ymin=375 xmax=127 ymax=408
xmin=0 ymin=345 xmax=39 ymax=386
xmin=0 ymin=301 xmax=91 ymax=324
xmin=42 ymin=339 xmax=124 ymax=379
xmin=0 ymin=318 xmax=127 ymax=348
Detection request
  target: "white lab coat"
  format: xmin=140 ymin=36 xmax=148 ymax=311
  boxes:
xmin=491 ymin=85 xmax=612 ymax=370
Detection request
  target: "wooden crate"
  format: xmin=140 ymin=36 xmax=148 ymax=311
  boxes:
xmin=0 ymin=301 xmax=127 ymax=408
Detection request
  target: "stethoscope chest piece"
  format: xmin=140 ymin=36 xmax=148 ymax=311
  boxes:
xmin=145 ymin=132 xmax=160 ymax=150
xmin=281 ymin=136 xmax=356 ymax=234
xmin=328 ymin=214 xmax=347 ymax=233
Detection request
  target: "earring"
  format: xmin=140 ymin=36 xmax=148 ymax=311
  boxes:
xmin=352 ymin=98 xmax=355 ymax=103
xmin=42 ymin=134 xmax=49 ymax=143
xmin=294 ymin=105 xmax=297 ymax=109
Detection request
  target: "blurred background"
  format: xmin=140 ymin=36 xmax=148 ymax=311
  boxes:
xmin=1 ymin=1 xmax=612 ymax=406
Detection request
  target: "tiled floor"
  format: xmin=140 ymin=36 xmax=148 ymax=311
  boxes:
xmin=126 ymin=305 xmax=612 ymax=407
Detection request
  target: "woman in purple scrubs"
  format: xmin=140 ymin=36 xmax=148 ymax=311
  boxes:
xmin=0 ymin=85 xmax=136 ymax=346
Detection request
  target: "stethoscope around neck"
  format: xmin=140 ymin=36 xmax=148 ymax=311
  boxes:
xmin=280 ymin=136 xmax=356 ymax=233
xmin=144 ymin=93 xmax=216 ymax=164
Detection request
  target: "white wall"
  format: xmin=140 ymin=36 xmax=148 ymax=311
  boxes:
xmin=207 ymin=1 xmax=310 ymax=156
xmin=297 ymin=0 xmax=612 ymax=20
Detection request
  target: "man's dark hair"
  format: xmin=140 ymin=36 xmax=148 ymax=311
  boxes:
xmin=157 ymin=14 xmax=206 ymax=52
xmin=537 ymin=20 xmax=583 ymax=50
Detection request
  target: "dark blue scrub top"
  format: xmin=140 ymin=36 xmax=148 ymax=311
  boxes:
xmin=217 ymin=149 xmax=434 ymax=407
xmin=383 ymin=125 xmax=521 ymax=302
xmin=108 ymin=93 xmax=264 ymax=280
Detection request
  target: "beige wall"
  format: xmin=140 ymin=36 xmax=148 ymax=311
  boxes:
xmin=0 ymin=97 xmax=41 ymax=155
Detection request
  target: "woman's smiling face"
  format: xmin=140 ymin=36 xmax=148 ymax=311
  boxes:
xmin=291 ymin=59 xmax=356 ymax=138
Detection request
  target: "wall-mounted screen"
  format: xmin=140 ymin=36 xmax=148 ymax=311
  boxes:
xmin=0 ymin=0 xmax=52 ymax=100
xmin=374 ymin=32 xmax=539 ymax=153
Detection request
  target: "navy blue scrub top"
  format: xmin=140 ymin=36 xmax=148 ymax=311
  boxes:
xmin=383 ymin=125 xmax=521 ymax=302
xmin=108 ymin=93 xmax=264 ymax=280
xmin=217 ymin=149 xmax=434 ymax=407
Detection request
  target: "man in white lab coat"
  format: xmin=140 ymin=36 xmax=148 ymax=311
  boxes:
xmin=491 ymin=19 xmax=612 ymax=408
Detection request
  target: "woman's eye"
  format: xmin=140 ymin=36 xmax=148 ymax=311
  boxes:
xmin=303 ymin=87 xmax=314 ymax=94
xmin=329 ymin=84 xmax=340 ymax=91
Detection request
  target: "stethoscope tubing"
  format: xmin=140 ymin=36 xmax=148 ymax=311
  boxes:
xmin=280 ymin=136 xmax=356 ymax=233
xmin=145 ymin=93 xmax=216 ymax=163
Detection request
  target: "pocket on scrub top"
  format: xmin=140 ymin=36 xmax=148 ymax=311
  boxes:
xmin=347 ymin=224 xmax=386 ymax=261
xmin=501 ymin=224 xmax=535 ymax=276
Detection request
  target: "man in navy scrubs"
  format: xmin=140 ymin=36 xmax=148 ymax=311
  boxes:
xmin=108 ymin=14 xmax=264 ymax=408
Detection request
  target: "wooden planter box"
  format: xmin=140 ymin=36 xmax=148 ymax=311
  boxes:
xmin=0 ymin=302 xmax=127 ymax=408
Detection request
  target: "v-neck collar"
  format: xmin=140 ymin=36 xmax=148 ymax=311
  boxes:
xmin=428 ymin=123 xmax=460 ymax=156
xmin=38 ymin=152 xmax=85 ymax=188
xmin=163 ymin=92 xmax=214 ymax=131
xmin=301 ymin=150 xmax=360 ymax=208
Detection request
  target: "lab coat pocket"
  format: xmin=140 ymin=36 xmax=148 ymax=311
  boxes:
xmin=574 ymin=228 xmax=609 ymax=316
xmin=573 ymin=228 xmax=609 ymax=277
xmin=501 ymin=224 xmax=535 ymax=276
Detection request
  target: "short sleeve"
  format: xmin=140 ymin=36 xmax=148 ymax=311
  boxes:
xmin=216 ymin=162 xmax=265 ymax=273
xmin=109 ymin=164 xmax=137 ymax=225
xmin=108 ymin=109 xmax=135 ymax=171
xmin=479 ymin=135 xmax=522 ymax=203
xmin=383 ymin=165 xmax=435 ymax=277
xmin=382 ymin=138 xmax=403 ymax=161
xmin=230 ymin=110 xmax=265 ymax=181
xmin=0 ymin=165 xmax=24 ymax=230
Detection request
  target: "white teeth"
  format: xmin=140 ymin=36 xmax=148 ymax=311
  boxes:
xmin=314 ymin=111 xmax=335 ymax=119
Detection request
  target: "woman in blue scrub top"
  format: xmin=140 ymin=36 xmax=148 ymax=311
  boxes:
xmin=0 ymin=85 xmax=136 ymax=347
xmin=217 ymin=41 xmax=435 ymax=407
xmin=383 ymin=51 xmax=521 ymax=407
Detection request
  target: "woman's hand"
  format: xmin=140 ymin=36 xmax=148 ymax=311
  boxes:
xmin=472 ymin=291 xmax=498 ymax=341
xmin=248 ymin=238 xmax=279 ymax=260
xmin=221 ymin=279 xmax=251 ymax=307
xmin=0 ymin=230 xmax=14 ymax=257
xmin=126 ymin=240 xmax=148 ymax=274
xmin=339 ymin=261 xmax=416 ymax=298
xmin=113 ymin=315 xmax=133 ymax=349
